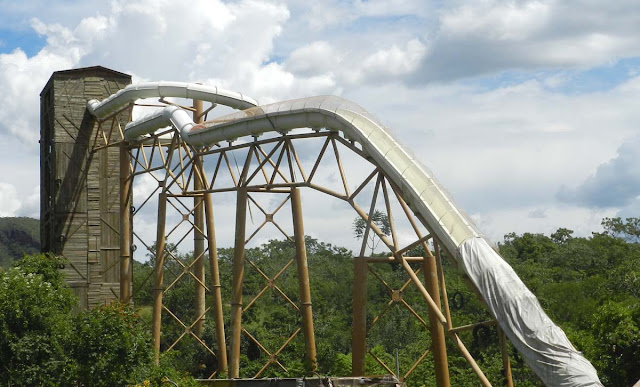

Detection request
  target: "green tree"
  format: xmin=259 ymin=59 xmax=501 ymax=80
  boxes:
xmin=0 ymin=254 xmax=76 ymax=385
xmin=0 ymin=254 xmax=187 ymax=386
xmin=601 ymin=217 xmax=640 ymax=243
xmin=353 ymin=210 xmax=391 ymax=255
xmin=72 ymin=302 xmax=153 ymax=386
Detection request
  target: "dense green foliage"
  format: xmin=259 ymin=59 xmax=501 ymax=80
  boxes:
xmin=0 ymin=254 xmax=196 ymax=386
xmin=72 ymin=303 xmax=152 ymax=386
xmin=499 ymin=218 xmax=640 ymax=386
xmin=132 ymin=219 xmax=640 ymax=385
xmin=134 ymin=237 xmax=534 ymax=384
xmin=0 ymin=217 xmax=40 ymax=268
xmin=0 ymin=254 xmax=76 ymax=385
xmin=1 ymin=217 xmax=638 ymax=385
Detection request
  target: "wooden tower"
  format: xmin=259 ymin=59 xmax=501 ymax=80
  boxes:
xmin=40 ymin=66 xmax=132 ymax=308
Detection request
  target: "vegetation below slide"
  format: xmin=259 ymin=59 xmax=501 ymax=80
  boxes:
xmin=0 ymin=217 xmax=638 ymax=385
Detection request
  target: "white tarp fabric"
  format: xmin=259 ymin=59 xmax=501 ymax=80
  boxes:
xmin=459 ymin=237 xmax=603 ymax=386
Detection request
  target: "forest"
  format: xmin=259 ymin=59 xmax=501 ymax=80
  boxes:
xmin=0 ymin=217 xmax=638 ymax=386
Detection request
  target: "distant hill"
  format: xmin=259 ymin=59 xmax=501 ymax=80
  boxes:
xmin=0 ymin=217 xmax=40 ymax=268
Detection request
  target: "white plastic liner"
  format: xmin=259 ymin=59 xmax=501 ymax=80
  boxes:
xmin=459 ymin=238 xmax=602 ymax=386
xmin=86 ymin=81 xmax=258 ymax=119
xmin=182 ymin=96 xmax=479 ymax=254
xmin=124 ymin=105 xmax=195 ymax=141
xmin=97 ymin=93 xmax=603 ymax=385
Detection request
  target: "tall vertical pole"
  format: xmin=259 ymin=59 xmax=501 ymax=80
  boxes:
xmin=290 ymin=187 xmax=317 ymax=372
xmin=352 ymin=257 xmax=368 ymax=376
xmin=193 ymin=99 xmax=206 ymax=337
xmin=119 ymin=143 xmax=132 ymax=303
xmin=203 ymin=168 xmax=228 ymax=374
xmin=152 ymin=192 xmax=168 ymax=365
xmin=423 ymin=252 xmax=451 ymax=387
xmin=230 ymin=187 xmax=248 ymax=378
xmin=499 ymin=327 xmax=514 ymax=387
xmin=353 ymin=176 xmax=381 ymax=376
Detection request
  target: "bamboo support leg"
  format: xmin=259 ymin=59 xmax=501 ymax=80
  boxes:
xmin=119 ymin=143 xmax=132 ymax=303
xmin=423 ymin=254 xmax=451 ymax=387
xmin=499 ymin=327 xmax=514 ymax=387
xmin=229 ymin=187 xmax=248 ymax=378
xmin=397 ymin=255 xmax=492 ymax=387
xmin=193 ymin=159 xmax=206 ymax=336
xmin=152 ymin=192 xmax=168 ymax=365
xmin=193 ymin=100 xmax=206 ymax=336
xmin=291 ymin=187 xmax=317 ymax=372
xmin=352 ymin=257 xmax=368 ymax=376
xmin=204 ymin=173 xmax=228 ymax=374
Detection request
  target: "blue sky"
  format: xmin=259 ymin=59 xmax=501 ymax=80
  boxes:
xmin=0 ymin=28 xmax=45 ymax=57
xmin=0 ymin=0 xmax=639 ymax=249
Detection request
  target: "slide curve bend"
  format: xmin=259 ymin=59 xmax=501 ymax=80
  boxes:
xmin=89 ymin=91 xmax=602 ymax=386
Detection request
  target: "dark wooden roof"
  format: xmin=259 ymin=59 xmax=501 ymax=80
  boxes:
xmin=41 ymin=66 xmax=131 ymax=96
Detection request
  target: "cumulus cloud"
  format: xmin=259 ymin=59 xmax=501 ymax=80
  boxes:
xmin=0 ymin=0 xmax=639 ymax=245
xmin=356 ymin=38 xmax=427 ymax=81
xmin=342 ymin=71 xmax=640 ymax=241
xmin=0 ymin=47 xmax=76 ymax=142
xmin=558 ymin=135 xmax=640 ymax=208
xmin=471 ymin=204 xmax=615 ymax=242
xmin=285 ymin=41 xmax=339 ymax=76
xmin=414 ymin=0 xmax=640 ymax=82
xmin=0 ymin=183 xmax=21 ymax=216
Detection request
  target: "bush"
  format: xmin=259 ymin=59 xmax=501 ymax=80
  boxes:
xmin=0 ymin=254 xmax=187 ymax=386
xmin=0 ymin=254 xmax=76 ymax=385
xmin=72 ymin=302 xmax=153 ymax=386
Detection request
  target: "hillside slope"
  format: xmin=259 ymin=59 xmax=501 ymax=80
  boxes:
xmin=0 ymin=217 xmax=40 ymax=267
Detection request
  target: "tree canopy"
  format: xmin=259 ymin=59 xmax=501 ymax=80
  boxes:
xmin=2 ymin=217 xmax=639 ymax=385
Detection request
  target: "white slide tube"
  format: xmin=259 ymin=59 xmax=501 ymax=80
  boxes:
xmin=123 ymin=105 xmax=197 ymax=141
xmin=96 ymin=94 xmax=603 ymax=386
xmin=86 ymin=81 xmax=258 ymax=119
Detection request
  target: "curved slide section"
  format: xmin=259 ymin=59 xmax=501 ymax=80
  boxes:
xmin=87 ymin=81 xmax=258 ymax=119
xmin=94 ymin=92 xmax=602 ymax=385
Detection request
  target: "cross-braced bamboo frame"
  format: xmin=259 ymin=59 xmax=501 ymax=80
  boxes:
xmin=90 ymin=98 xmax=515 ymax=386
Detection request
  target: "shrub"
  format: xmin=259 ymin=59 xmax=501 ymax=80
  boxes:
xmin=72 ymin=302 xmax=153 ymax=386
xmin=0 ymin=254 xmax=76 ymax=385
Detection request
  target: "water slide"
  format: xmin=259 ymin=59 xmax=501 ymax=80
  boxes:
xmin=88 ymin=84 xmax=602 ymax=386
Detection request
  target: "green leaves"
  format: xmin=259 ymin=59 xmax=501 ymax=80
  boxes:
xmin=72 ymin=303 xmax=153 ymax=386
xmin=0 ymin=255 xmax=76 ymax=385
xmin=501 ymin=223 xmax=640 ymax=386
xmin=601 ymin=217 xmax=640 ymax=242
xmin=0 ymin=254 xmax=184 ymax=386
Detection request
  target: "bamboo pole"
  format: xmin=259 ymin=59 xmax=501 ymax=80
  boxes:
xmin=193 ymin=99 xmax=206 ymax=337
xmin=423 ymin=254 xmax=450 ymax=387
xmin=152 ymin=192 xmax=168 ymax=365
xmin=290 ymin=187 xmax=317 ymax=372
xmin=397 ymin=256 xmax=491 ymax=386
xmin=229 ymin=187 xmax=248 ymax=378
xmin=203 ymin=162 xmax=228 ymax=374
xmin=434 ymin=240 xmax=453 ymax=331
xmin=499 ymin=327 xmax=514 ymax=387
xmin=119 ymin=143 xmax=132 ymax=303
xmin=352 ymin=257 xmax=368 ymax=376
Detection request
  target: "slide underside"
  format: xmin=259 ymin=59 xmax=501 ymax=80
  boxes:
xmin=89 ymin=89 xmax=602 ymax=386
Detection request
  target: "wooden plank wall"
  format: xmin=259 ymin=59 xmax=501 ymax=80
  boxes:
xmin=40 ymin=68 xmax=131 ymax=309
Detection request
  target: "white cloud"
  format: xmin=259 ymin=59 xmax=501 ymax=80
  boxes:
xmin=415 ymin=0 xmax=640 ymax=81
xmin=0 ymin=183 xmax=22 ymax=217
xmin=441 ymin=1 xmax=550 ymax=41
xmin=0 ymin=48 xmax=76 ymax=142
xmin=359 ymin=38 xmax=426 ymax=79
xmin=285 ymin=41 xmax=340 ymax=76
xmin=558 ymin=134 xmax=640 ymax=208
xmin=471 ymin=204 xmax=615 ymax=243
xmin=0 ymin=0 xmax=639 ymax=250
